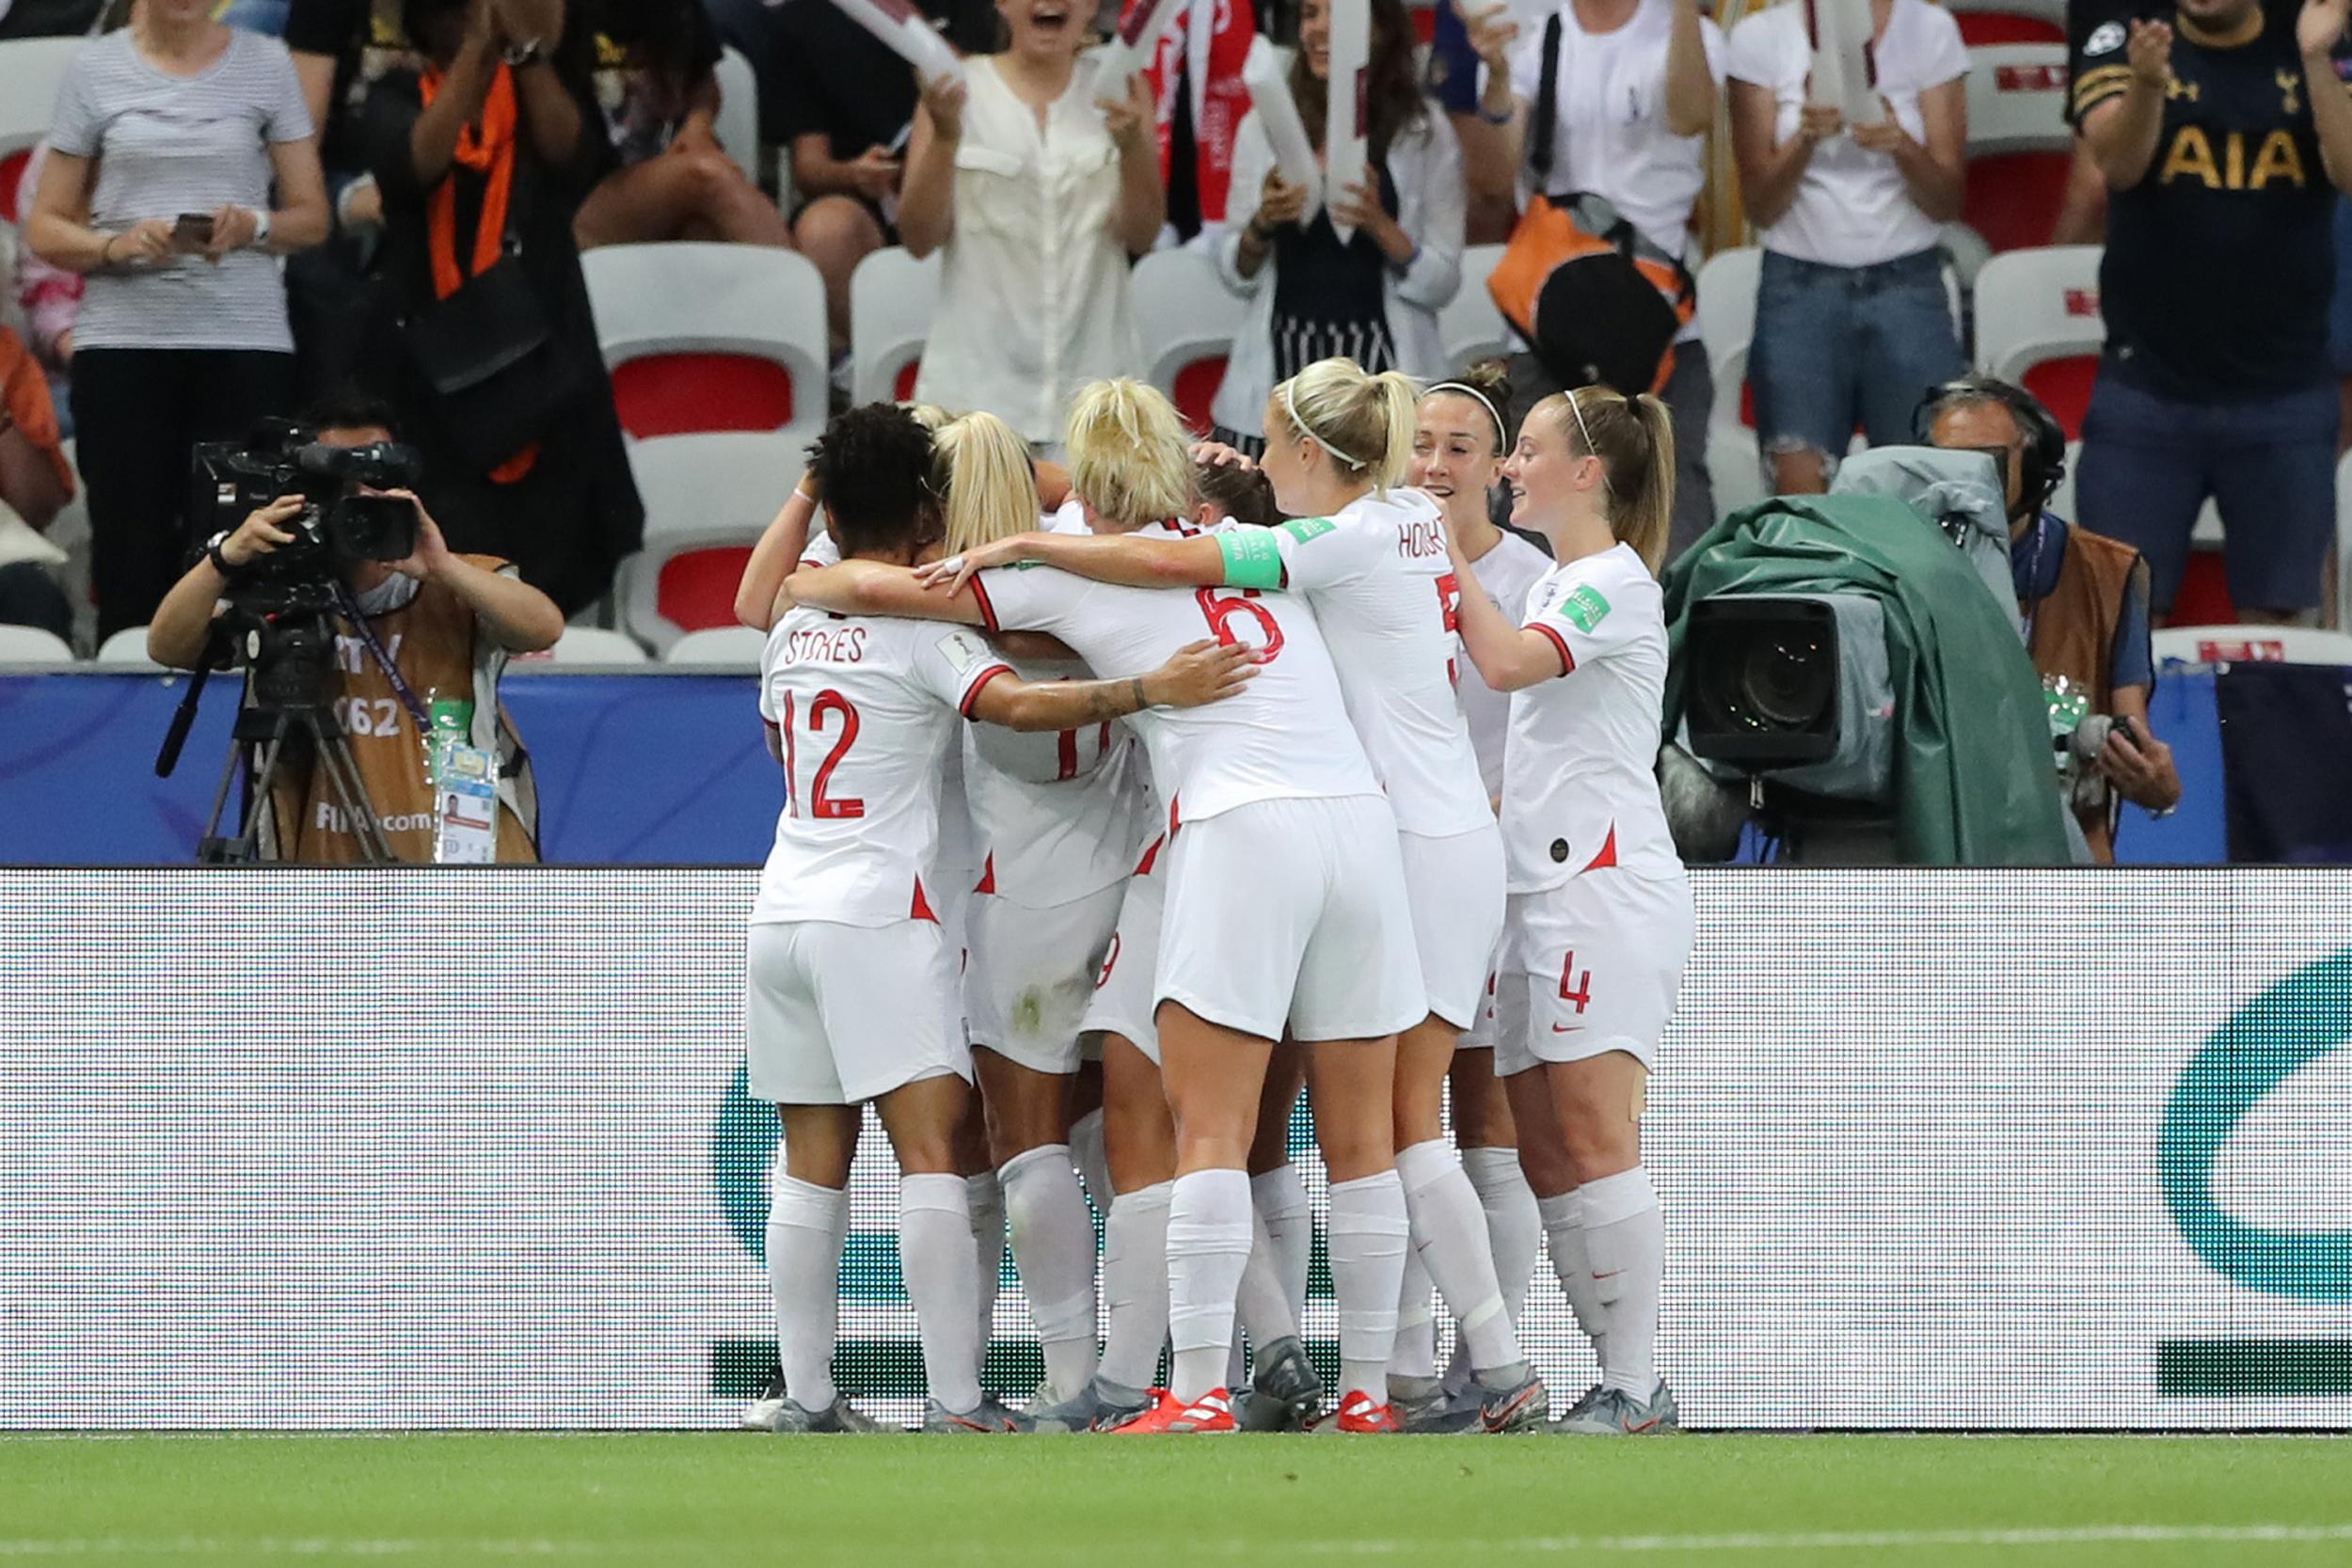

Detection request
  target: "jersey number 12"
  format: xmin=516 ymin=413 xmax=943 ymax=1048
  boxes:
xmin=778 ymin=689 xmax=866 ymax=819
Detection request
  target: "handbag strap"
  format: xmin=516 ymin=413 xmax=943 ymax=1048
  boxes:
xmin=421 ymin=63 xmax=519 ymax=302
xmin=1529 ymin=13 xmax=1565 ymax=191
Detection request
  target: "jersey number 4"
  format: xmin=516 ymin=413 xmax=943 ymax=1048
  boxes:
xmin=777 ymin=689 xmax=866 ymax=819
xmin=1559 ymin=951 xmax=1592 ymax=1014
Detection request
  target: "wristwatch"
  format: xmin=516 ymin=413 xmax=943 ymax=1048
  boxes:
xmin=501 ymin=38 xmax=545 ymax=67
xmin=204 ymin=531 xmax=241 ymax=577
xmin=247 ymin=208 xmax=272 ymax=249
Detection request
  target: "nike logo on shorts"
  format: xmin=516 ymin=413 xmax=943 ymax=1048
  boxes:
xmin=1550 ymin=1023 xmax=1583 ymax=1034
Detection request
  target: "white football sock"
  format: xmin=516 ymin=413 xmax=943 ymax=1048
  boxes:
xmin=1538 ymin=1190 xmax=1607 ymax=1366
xmin=1250 ymin=1164 xmax=1312 ymax=1324
xmin=900 ymin=1173 xmax=983 ymax=1414
xmin=1326 ymin=1169 xmax=1409 ymax=1401
xmin=1581 ymin=1166 xmax=1662 ymax=1399
xmin=1396 ymin=1140 xmax=1522 ymax=1376
xmin=966 ymin=1170 xmax=1005 ymax=1362
xmin=1069 ymin=1106 xmax=1112 ymax=1216
xmin=1166 ymin=1168 xmax=1252 ymax=1401
xmin=1000 ymin=1144 xmax=1099 ymax=1402
xmin=1097 ymin=1181 xmax=1171 ymax=1392
xmin=767 ymin=1174 xmax=848 ymax=1412
xmin=1234 ymin=1202 xmax=1299 ymax=1352
xmin=1390 ymin=1246 xmax=1438 ymax=1382
xmin=1462 ymin=1146 xmax=1542 ymax=1323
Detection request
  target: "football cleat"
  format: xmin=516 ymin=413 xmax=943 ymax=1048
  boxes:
xmin=1314 ymin=1390 xmax=1403 ymax=1433
xmin=1549 ymin=1384 xmax=1678 ymax=1436
xmin=740 ymin=1371 xmax=789 ymax=1433
xmin=1388 ymin=1374 xmax=1455 ymax=1433
xmin=1239 ymin=1336 xmax=1324 ymax=1432
xmin=920 ymin=1394 xmax=1030 ymax=1433
xmin=771 ymin=1394 xmax=882 ymax=1434
xmin=1107 ymin=1387 xmax=1236 ymax=1433
xmin=1025 ymin=1376 xmax=1152 ymax=1433
xmin=1473 ymin=1367 xmax=1549 ymax=1434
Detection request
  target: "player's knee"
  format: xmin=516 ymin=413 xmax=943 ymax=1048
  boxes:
xmin=1554 ymin=1094 xmax=1638 ymax=1184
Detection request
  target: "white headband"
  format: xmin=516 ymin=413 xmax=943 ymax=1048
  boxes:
xmin=1424 ymin=382 xmax=1506 ymax=451
xmin=1564 ymin=388 xmax=1618 ymax=500
xmin=1284 ymin=380 xmax=1366 ymax=471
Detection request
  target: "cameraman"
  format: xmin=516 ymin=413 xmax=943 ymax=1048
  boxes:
xmin=1924 ymin=375 xmax=2182 ymax=860
xmin=147 ymin=395 xmax=564 ymax=863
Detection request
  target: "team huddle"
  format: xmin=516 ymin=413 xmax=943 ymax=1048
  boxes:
xmin=736 ymin=354 xmax=1693 ymax=1435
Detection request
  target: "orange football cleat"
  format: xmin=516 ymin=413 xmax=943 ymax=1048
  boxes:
xmin=1107 ymin=1387 xmax=1236 ymax=1433
xmin=1323 ymin=1390 xmax=1403 ymax=1433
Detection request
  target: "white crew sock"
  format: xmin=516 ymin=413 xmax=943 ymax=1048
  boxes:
xmin=900 ymin=1173 xmax=984 ymax=1414
xmin=1097 ymin=1181 xmax=1171 ymax=1392
xmin=1581 ymin=1166 xmax=1663 ymax=1399
xmin=1250 ymin=1164 xmax=1313 ymax=1324
xmin=966 ymin=1170 xmax=1005 ymax=1364
xmin=1462 ymin=1146 xmax=1542 ymax=1323
xmin=1000 ymin=1144 xmax=1099 ymax=1402
xmin=1166 ymin=1168 xmax=1253 ymax=1401
xmin=1396 ymin=1140 xmax=1523 ymax=1376
xmin=1390 ymin=1247 xmax=1438 ymax=1382
xmin=767 ymin=1173 xmax=848 ymax=1412
xmin=1069 ymin=1107 xmax=1113 ymax=1216
xmin=1538 ymin=1191 xmax=1607 ymax=1368
xmin=1326 ymin=1169 xmax=1409 ymax=1401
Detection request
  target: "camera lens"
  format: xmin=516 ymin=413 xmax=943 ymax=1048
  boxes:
xmin=1738 ymin=635 xmax=1835 ymax=730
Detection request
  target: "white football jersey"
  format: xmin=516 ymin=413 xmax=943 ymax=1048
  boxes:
xmin=755 ymin=606 xmax=1011 ymax=926
xmin=1502 ymin=543 xmax=1684 ymax=893
xmin=1248 ymin=489 xmax=1490 ymax=838
xmin=969 ymin=521 xmax=1381 ymax=826
xmin=1455 ymin=528 xmax=1553 ymax=800
xmin=961 ymin=651 xmax=1145 ymax=906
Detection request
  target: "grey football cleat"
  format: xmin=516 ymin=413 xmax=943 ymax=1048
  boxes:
xmin=920 ymin=1394 xmax=1032 ymax=1433
xmin=1238 ymin=1336 xmax=1324 ymax=1432
xmin=740 ymin=1371 xmax=789 ymax=1432
xmin=1388 ymin=1374 xmax=1459 ymax=1433
xmin=771 ymin=1394 xmax=882 ymax=1433
xmin=1025 ymin=1376 xmax=1151 ymax=1433
xmin=1549 ymin=1382 xmax=1677 ymax=1435
xmin=1471 ymin=1366 xmax=1549 ymax=1434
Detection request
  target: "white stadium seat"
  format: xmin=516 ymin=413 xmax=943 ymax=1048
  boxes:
xmin=665 ymin=626 xmax=767 ymax=665
xmin=2152 ymin=626 xmax=2352 ymax=666
xmin=1695 ymin=245 xmax=1763 ymax=519
xmin=1963 ymin=43 xmax=2070 ymax=159
xmin=1132 ymin=246 xmax=1246 ymax=432
xmin=1438 ymin=243 xmax=1509 ymax=368
xmin=1970 ymin=244 xmax=2104 ymax=419
xmin=581 ymin=243 xmax=828 ymax=450
xmin=713 ymin=46 xmax=762 ymax=189
xmin=0 ymin=625 xmax=74 ymax=663
xmin=95 ymin=627 xmax=159 ymax=665
xmin=531 ymin=626 xmax=651 ymax=664
xmin=620 ymin=431 xmax=804 ymax=655
xmin=850 ymin=245 xmax=940 ymax=406
xmin=0 ymin=36 xmax=81 ymax=219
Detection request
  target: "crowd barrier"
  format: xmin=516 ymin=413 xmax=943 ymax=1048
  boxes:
xmin=3 ymin=868 xmax=2344 ymax=1430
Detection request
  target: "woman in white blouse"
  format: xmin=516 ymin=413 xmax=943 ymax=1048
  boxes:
xmin=898 ymin=0 xmax=1165 ymax=449
xmin=1208 ymin=0 xmax=1463 ymax=453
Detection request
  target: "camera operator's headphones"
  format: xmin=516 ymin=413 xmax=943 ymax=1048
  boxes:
xmin=1914 ymin=375 xmax=2067 ymax=515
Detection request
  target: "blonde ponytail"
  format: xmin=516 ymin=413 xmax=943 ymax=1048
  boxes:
xmin=1272 ymin=357 xmax=1421 ymax=491
xmin=1065 ymin=378 xmax=1194 ymax=528
xmin=933 ymin=412 xmax=1041 ymax=555
xmin=1554 ymin=387 xmax=1677 ymax=575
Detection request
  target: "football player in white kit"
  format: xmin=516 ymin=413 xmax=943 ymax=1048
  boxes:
xmin=788 ymin=379 xmax=1425 ymax=1434
xmin=1442 ymin=386 xmax=1696 ymax=1436
xmin=929 ymin=360 xmax=1548 ymax=1433
xmin=750 ymin=405 xmax=1254 ymax=1434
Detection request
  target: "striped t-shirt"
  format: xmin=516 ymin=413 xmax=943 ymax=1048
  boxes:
xmin=46 ymin=28 xmax=313 ymax=354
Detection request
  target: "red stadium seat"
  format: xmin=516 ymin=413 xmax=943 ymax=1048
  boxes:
xmin=2018 ymin=355 xmax=2098 ymax=441
xmin=656 ymin=545 xmax=757 ymax=635
xmin=2170 ymin=556 xmax=2238 ymax=629
xmin=1963 ymin=150 xmax=2073 ymax=254
xmin=610 ymin=354 xmax=795 ymax=440
xmin=1954 ymin=11 xmax=2065 ymax=44
xmin=582 ymin=243 xmax=827 ymax=450
xmin=895 ymin=360 xmax=921 ymax=403
xmin=0 ymin=148 xmax=29 ymax=224
xmin=1172 ymin=356 xmax=1228 ymax=436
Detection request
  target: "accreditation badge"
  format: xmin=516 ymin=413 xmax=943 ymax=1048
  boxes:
xmin=432 ymin=743 xmax=501 ymax=864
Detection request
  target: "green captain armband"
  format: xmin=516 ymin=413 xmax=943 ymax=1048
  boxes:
xmin=1216 ymin=527 xmax=1286 ymax=591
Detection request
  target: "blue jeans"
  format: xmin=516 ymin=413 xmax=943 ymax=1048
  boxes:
xmin=2075 ymin=367 xmax=2338 ymax=615
xmin=1748 ymin=247 xmax=1964 ymax=472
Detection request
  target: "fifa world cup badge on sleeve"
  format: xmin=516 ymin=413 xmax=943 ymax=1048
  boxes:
xmin=433 ymin=743 xmax=500 ymax=863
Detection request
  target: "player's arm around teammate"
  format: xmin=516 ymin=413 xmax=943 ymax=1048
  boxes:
xmin=1445 ymin=387 xmax=1694 ymax=1436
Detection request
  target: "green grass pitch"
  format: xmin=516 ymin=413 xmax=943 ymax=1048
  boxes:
xmin=1 ymin=1433 xmax=2345 ymax=1566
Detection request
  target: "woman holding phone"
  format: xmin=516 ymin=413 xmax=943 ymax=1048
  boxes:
xmin=28 ymin=0 xmax=328 ymax=640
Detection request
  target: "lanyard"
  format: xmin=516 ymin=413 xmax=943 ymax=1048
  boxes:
xmin=333 ymin=580 xmax=435 ymax=735
xmin=2018 ymin=514 xmax=2052 ymax=653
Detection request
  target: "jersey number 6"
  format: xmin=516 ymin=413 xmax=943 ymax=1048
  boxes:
xmin=1196 ymin=586 xmax=1284 ymax=663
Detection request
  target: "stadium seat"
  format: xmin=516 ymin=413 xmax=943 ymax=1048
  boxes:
xmin=0 ymin=36 xmax=79 ymax=226
xmin=665 ymin=626 xmax=766 ymax=665
xmin=2151 ymin=626 xmax=2352 ymax=665
xmin=1972 ymin=245 xmax=2104 ymax=438
xmin=1961 ymin=45 xmax=2072 ymax=253
xmin=1696 ymin=246 xmax=1763 ymax=519
xmin=1439 ymin=243 xmax=1509 ymax=368
xmin=850 ymin=245 xmax=940 ymax=406
xmin=620 ymin=430 xmax=803 ymax=654
xmin=1133 ymin=247 xmax=1244 ymax=435
xmin=581 ymin=243 xmax=828 ymax=448
xmin=713 ymin=46 xmax=762 ymax=191
xmin=0 ymin=625 xmax=73 ymax=663
xmin=1947 ymin=0 xmax=2067 ymax=44
xmin=95 ymin=627 xmax=158 ymax=665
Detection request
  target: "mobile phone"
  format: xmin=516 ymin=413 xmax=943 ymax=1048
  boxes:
xmin=172 ymin=213 xmax=216 ymax=247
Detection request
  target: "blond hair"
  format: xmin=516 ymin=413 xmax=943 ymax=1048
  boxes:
xmin=1270 ymin=357 xmax=1420 ymax=491
xmin=1542 ymin=387 xmax=1677 ymax=574
xmin=1065 ymin=378 xmax=1194 ymax=528
xmin=929 ymin=412 xmax=1041 ymax=556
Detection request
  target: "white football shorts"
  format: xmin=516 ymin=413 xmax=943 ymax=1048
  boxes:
xmin=1397 ymin=821 xmax=1506 ymax=1031
xmin=1079 ymin=840 xmax=1168 ymax=1065
xmin=1156 ymin=794 xmax=1426 ymax=1044
xmin=964 ymin=880 xmax=1127 ymax=1075
xmin=746 ymin=918 xmax=970 ymax=1105
xmin=1493 ymin=870 xmax=1694 ymax=1078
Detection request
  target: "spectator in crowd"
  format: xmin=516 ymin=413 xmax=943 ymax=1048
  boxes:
xmin=26 ymin=0 xmax=328 ymax=641
xmin=359 ymin=0 xmax=643 ymax=617
xmin=1927 ymin=376 xmax=2181 ymax=859
xmin=1726 ymin=0 xmax=1967 ymax=496
xmin=2052 ymin=136 xmax=2109 ymax=245
xmin=898 ymin=0 xmax=1165 ymax=450
xmin=1138 ymin=0 xmax=1257 ymax=247
xmin=1454 ymin=0 xmax=1723 ymax=559
xmin=0 ymin=0 xmax=103 ymax=37
xmin=146 ymin=393 xmax=560 ymax=863
xmin=569 ymin=0 xmax=793 ymax=250
xmin=2070 ymin=0 xmax=2352 ymax=624
xmin=1207 ymin=0 xmax=1463 ymax=454
xmin=0 ymin=320 xmax=76 ymax=642
xmin=10 ymin=143 xmax=82 ymax=435
xmin=764 ymin=0 xmax=998 ymax=361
